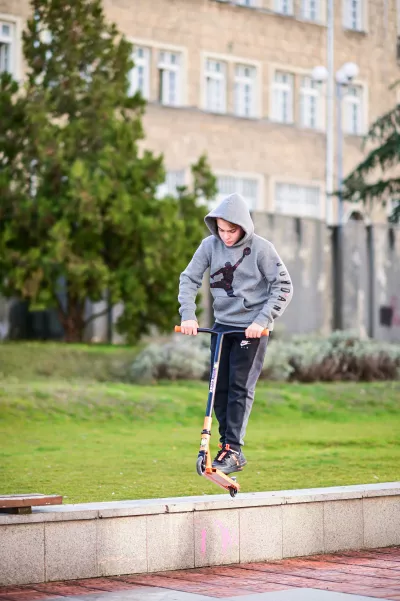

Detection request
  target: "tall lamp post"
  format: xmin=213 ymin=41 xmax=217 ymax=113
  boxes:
xmin=312 ymin=62 xmax=360 ymax=224
xmin=311 ymin=61 xmax=360 ymax=329
xmin=326 ymin=0 xmax=334 ymax=226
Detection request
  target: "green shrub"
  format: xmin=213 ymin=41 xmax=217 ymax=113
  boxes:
xmin=129 ymin=334 xmax=210 ymax=383
xmin=262 ymin=331 xmax=400 ymax=382
xmin=130 ymin=330 xmax=400 ymax=383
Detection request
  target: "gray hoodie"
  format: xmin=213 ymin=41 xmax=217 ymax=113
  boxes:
xmin=178 ymin=193 xmax=293 ymax=330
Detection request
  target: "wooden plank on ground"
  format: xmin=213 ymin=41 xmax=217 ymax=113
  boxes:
xmin=0 ymin=494 xmax=63 ymax=512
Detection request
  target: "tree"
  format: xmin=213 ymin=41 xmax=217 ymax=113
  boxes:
xmin=341 ymin=103 xmax=400 ymax=223
xmin=0 ymin=0 xmax=216 ymax=342
xmin=109 ymin=155 xmax=216 ymax=343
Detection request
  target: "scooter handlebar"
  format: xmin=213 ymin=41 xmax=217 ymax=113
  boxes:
xmin=174 ymin=325 xmax=269 ymax=336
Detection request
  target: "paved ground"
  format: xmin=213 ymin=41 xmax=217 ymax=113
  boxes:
xmin=1 ymin=547 xmax=400 ymax=601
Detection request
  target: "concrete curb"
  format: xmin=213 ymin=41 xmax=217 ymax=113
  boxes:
xmin=1 ymin=482 xmax=399 ymax=586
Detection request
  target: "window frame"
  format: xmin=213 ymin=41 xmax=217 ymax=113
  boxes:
xmin=342 ymin=82 xmax=367 ymax=136
xmin=205 ymin=58 xmax=227 ymax=114
xmin=0 ymin=15 xmax=22 ymax=80
xmin=156 ymin=169 xmax=187 ymax=199
xmin=127 ymin=38 xmax=188 ymax=106
xmin=274 ymin=0 xmax=294 ymax=16
xmin=201 ymin=51 xmax=261 ymax=118
xmin=128 ymin=45 xmax=151 ymax=99
xmin=271 ymin=178 xmax=324 ymax=220
xmin=236 ymin=0 xmax=260 ymax=6
xmin=343 ymin=0 xmax=366 ymax=32
xmin=215 ymin=171 xmax=264 ymax=211
xmin=300 ymin=0 xmax=325 ymax=23
xmin=234 ymin=63 xmax=257 ymax=118
xmin=271 ymin=70 xmax=294 ymax=124
xmin=387 ymin=198 xmax=400 ymax=223
xmin=158 ymin=49 xmax=182 ymax=107
xmin=299 ymin=75 xmax=324 ymax=130
xmin=269 ymin=64 xmax=327 ymax=130
xmin=216 ymin=0 xmax=260 ymax=5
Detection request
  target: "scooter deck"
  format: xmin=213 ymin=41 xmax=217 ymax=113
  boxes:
xmin=204 ymin=467 xmax=240 ymax=493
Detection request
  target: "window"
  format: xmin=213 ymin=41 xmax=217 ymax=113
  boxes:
xmin=300 ymin=76 xmax=323 ymax=129
xmin=129 ymin=46 xmax=150 ymax=99
xmin=205 ymin=59 xmax=227 ymax=114
xmin=234 ymin=64 xmax=257 ymax=118
xmin=218 ymin=0 xmax=259 ymax=5
xmin=274 ymin=0 xmax=294 ymax=15
xmin=217 ymin=175 xmax=259 ymax=211
xmin=343 ymin=84 xmax=364 ymax=135
xmin=158 ymin=50 xmax=181 ymax=106
xmin=388 ymin=199 xmax=400 ymax=223
xmin=271 ymin=71 xmax=294 ymax=123
xmin=156 ymin=170 xmax=186 ymax=198
xmin=0 ymin=21 xmax=15 ymax=76
xmin=275 ymin=182 xmax=321 ymax=218
xmin=301 ymin=0 xmax=321 ymax=21
xmin=344 ymin=0 xmax=363 ymax=31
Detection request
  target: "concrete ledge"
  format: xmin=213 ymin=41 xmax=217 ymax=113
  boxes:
xmin=0 ymin=482 xmax=399 ymax=586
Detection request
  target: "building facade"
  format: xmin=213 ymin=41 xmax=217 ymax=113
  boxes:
xmin=1 ymin=0 xmax=399 ymax=223
xmin=1 ymin=0 xmax=400 ymax=342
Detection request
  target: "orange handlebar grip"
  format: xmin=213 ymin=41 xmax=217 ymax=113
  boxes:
xmin=175 ymin=325 xmax=269 ymax=336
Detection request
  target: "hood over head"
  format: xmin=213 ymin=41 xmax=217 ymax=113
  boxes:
xmin=204 ymin=193 xmax=254 ymax=246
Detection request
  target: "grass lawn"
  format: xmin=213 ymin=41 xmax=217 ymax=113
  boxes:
xmin=1 ymin=375 xmax=399 ymax=503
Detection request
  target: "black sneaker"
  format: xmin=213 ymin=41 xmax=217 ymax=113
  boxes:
xmin=212 ymin=444 xmax=247 ymax=474
xmin=212 ymin=443 xmax=226 ymax=467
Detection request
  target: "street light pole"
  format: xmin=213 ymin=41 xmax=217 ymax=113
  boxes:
xmin=312 ymin=61 xmax=360 ymax=331
xmin=336 ymin=82 xmax=344 ymax=226
xmin=334 ymin=61 xmax=360 ymax=222
xmin=335 ymin=81 xmax=344 ymax=329
xmin=326 ymin=0 xmax=335 ymax=225
xmin=334 ymin=63 xmax=359 ymax=329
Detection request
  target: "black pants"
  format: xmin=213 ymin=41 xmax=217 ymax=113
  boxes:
xmin=210 ymin=322 xmax=269 ymax=450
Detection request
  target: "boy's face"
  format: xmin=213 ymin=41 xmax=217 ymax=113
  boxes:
xmin=216 ymin=218 xmax=244 ymax=247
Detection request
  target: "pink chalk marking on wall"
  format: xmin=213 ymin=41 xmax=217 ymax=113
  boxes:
xmin=200 ymin=521 xmax=238 ymax=556
xmin=215 ymin=520 xmax=238 ymax=553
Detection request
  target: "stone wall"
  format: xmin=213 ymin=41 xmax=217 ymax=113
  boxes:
xmin=1 ymin=483 xmax=399 ymax=586
xmin=372 ymin=224 xmax=400 ymax=342
xmin=251 ymin=213 xmax=333 ymax=337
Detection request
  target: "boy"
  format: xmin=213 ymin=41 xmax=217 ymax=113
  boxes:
xmin=178 ymin=193 xmax=293 ymax=474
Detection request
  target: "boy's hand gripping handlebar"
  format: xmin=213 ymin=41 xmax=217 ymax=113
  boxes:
xmin=174 ymin=325 xmax=269 ymax=336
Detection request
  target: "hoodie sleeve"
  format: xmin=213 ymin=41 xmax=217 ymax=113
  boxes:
xmin=178 ymin=240 xmax=211 ymax=322
xmin=254 ymin=242 xmax=293 ymax=329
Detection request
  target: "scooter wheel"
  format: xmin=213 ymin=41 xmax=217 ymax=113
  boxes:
xmin=196 ymin=456 xmax=206 ymax=476
xmin=229 ymin=486 xmax=238 ymax=498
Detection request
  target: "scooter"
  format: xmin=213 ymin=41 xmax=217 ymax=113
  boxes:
xmin=174 ymin=325 xmax=269 ymax=497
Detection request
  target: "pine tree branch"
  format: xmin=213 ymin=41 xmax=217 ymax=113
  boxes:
xmin=342 ymin=104 xmax=400 ymax=206
xmin=364 ymin=105 xmax=400 ymax=147
xmin=342 ymin=176 xmax=400 ymax=203
xmin=349 ymin=131 xmax=400 ymax=180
